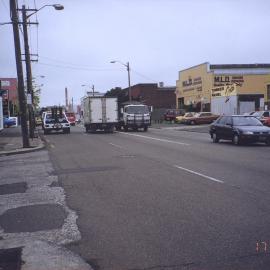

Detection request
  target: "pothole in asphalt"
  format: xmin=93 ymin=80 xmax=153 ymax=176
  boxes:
xmin=0 ymin=204 xmax=67 ymax=233
xmin=0 ymin=182 xmax=27 ymax=195
xmin=0 ymin=247 xmax=23 ymax=270
xmin=49 ymin=181 xmax=60 ymax=187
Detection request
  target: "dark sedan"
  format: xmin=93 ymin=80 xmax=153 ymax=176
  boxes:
xmin=209 ymin=115 xmax=270 ymax=145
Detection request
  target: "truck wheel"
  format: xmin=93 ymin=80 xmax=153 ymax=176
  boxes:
xmin=190 ymin=120 xmax=196 ymax=125
xmin=143 ymin=126 xmax=148 ymax=132
xmin=232 ymin=134 xmax=241 ymax=145
xmin=212 ymin=133 xmax=219 ymax=143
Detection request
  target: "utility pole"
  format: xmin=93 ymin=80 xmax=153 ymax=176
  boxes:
xmin=127 ymin=62 xmax=131 ymax=102
xmin=10 ymin=0 xmax=30 ymax=147
xmin=22 ymin=5 xmax=35 ymax=138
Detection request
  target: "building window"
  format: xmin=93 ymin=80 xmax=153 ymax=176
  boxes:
xmin=267 ymin=85 xmax=270 ymax=100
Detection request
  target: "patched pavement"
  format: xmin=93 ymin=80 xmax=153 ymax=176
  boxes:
xmin=0 ymin=150 xmax=92 ymax=269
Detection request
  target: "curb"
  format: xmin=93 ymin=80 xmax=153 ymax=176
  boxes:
xmin=0 ymin=140 xmax=45 ymax=157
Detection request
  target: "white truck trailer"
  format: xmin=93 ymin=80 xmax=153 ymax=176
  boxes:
xmin=83 ymin=96 xmax=118 ymax=133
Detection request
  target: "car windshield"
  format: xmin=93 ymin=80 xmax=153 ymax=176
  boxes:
xmin=233 ymin=116 xmax=263 ymax=126
xmin=46 ymin=114 xmax=67 ymax=122
xmin=252 ymin=111 xmax=263 ymax=117
xmin=126 ymin=106 xmax=149 ymax=114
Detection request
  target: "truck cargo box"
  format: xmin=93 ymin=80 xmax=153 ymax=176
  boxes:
xmin=83 ymin=96 xmax=118 ymax=132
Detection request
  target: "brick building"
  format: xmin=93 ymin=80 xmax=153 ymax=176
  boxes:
xmin=122 ymin=83 xmax=176 ymax=109
xmin=0 ymin=78 xmax=18 ymax=116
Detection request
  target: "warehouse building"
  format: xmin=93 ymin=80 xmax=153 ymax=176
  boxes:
xmin=176 ymin=63 xmax=270 ymax=113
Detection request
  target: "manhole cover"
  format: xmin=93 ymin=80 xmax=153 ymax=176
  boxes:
xmin=0 ymin=247 xmax=23 ymax=270
xmin=0 ymin=182 xmax=27 ymax=195
xmin=0 ymin=204 xmax=67 ymax=233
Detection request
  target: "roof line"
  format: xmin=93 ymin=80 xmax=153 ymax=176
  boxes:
xmin=179 ymin=62 xmax=209 ymax=72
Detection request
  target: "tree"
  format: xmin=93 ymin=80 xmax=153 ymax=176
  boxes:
xmin=104 ymin=87 xmax=128 ymax=104
xmin=31 ymin=80 xmax=42 ymax=111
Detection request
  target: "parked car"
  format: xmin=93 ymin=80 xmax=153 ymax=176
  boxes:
xmin=263 ymin=117 xmax=270 ymax=127
xmin=175 ymin=112 xmax=195 ymax=123
xmin=163 ymin=109 xmax=185 ymax=122
xmin=209 ymin=115 xmax=270 ymax=145
xmin=251 ymin=111 xmax=270 ymax=126
xmin=184 ymin=112 xmax=219 ymax=125
xmin=3 ymin=117 xmax=16 ymax=128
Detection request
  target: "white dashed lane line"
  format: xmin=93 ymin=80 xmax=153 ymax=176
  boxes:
xmin=109 ymin=143 xmax=124 ymax=149
xmin=117 ymin=132 xmax=190 ymax=146
xmin=174 ymin=165 xmax=224 ymax=184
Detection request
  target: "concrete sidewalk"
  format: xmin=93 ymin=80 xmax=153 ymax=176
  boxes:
xmin=0 ymin=127 xmax=92 ymax=270
xmin=0 ymin=126 xmax=44 ymax=156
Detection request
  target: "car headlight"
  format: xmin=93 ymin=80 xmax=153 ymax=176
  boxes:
xmin=243 ymin=131 xmax=254 ymax=135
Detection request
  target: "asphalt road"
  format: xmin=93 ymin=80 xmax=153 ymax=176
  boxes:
xmin=42 ymin=125 xmax=270 ymax=270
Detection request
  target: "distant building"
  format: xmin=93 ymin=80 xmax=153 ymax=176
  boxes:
xmin=176 ymin=63 xmax=270 ymax=112
xmin=0 ymin=78 xmax=18 ymax=116
xmin=122 ymin=82 xmax=176 ymax=109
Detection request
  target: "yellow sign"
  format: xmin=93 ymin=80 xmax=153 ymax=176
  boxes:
xmin=211 ymin=84 xmax=237 ymax=97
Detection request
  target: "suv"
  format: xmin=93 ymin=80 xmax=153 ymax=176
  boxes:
xmin=163 ymin=109 xmax=185 ymax=122
xmin=43 ymin=111 xmax=70 ymax=134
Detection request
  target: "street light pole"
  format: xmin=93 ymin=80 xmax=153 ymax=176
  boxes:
xmin=10 ymin=0 xmax=30 ymax=148
xmin=20 ymin=4 xmax=63 ymax=138
xmin=110 ymin=60 xmax=132 ymax=102
xmin=22 ymin=5 xmax=35 ymax=138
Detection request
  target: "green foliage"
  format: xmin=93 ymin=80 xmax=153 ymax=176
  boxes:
xmin=104 ymin=87 xmax=128 ymax=104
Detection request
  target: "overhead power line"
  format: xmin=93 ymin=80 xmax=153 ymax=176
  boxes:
xmin=38 ymin=56 xmax=158 ymax=83
xmin=38 ymin=61 xmax=118 ymax=71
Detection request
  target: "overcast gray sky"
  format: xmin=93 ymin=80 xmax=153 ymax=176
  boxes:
xmin=1 ymin=0 xmax=270 ymax=107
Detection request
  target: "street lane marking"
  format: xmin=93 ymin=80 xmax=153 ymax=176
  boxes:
xmin=174 ymin=165 xmax=224 ymax=184
xmin=118 ymin=132 xmax=190 ymax=146
xmin=109 ymin=143 xmax=123 ymax=149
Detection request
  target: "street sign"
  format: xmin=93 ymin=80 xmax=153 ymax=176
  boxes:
xmin=27 ymin=94 xmax=32 ymax=105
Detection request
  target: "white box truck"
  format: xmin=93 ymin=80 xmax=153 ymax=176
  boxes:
xmin=83 ymin=96 xmax=118 ymax=133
